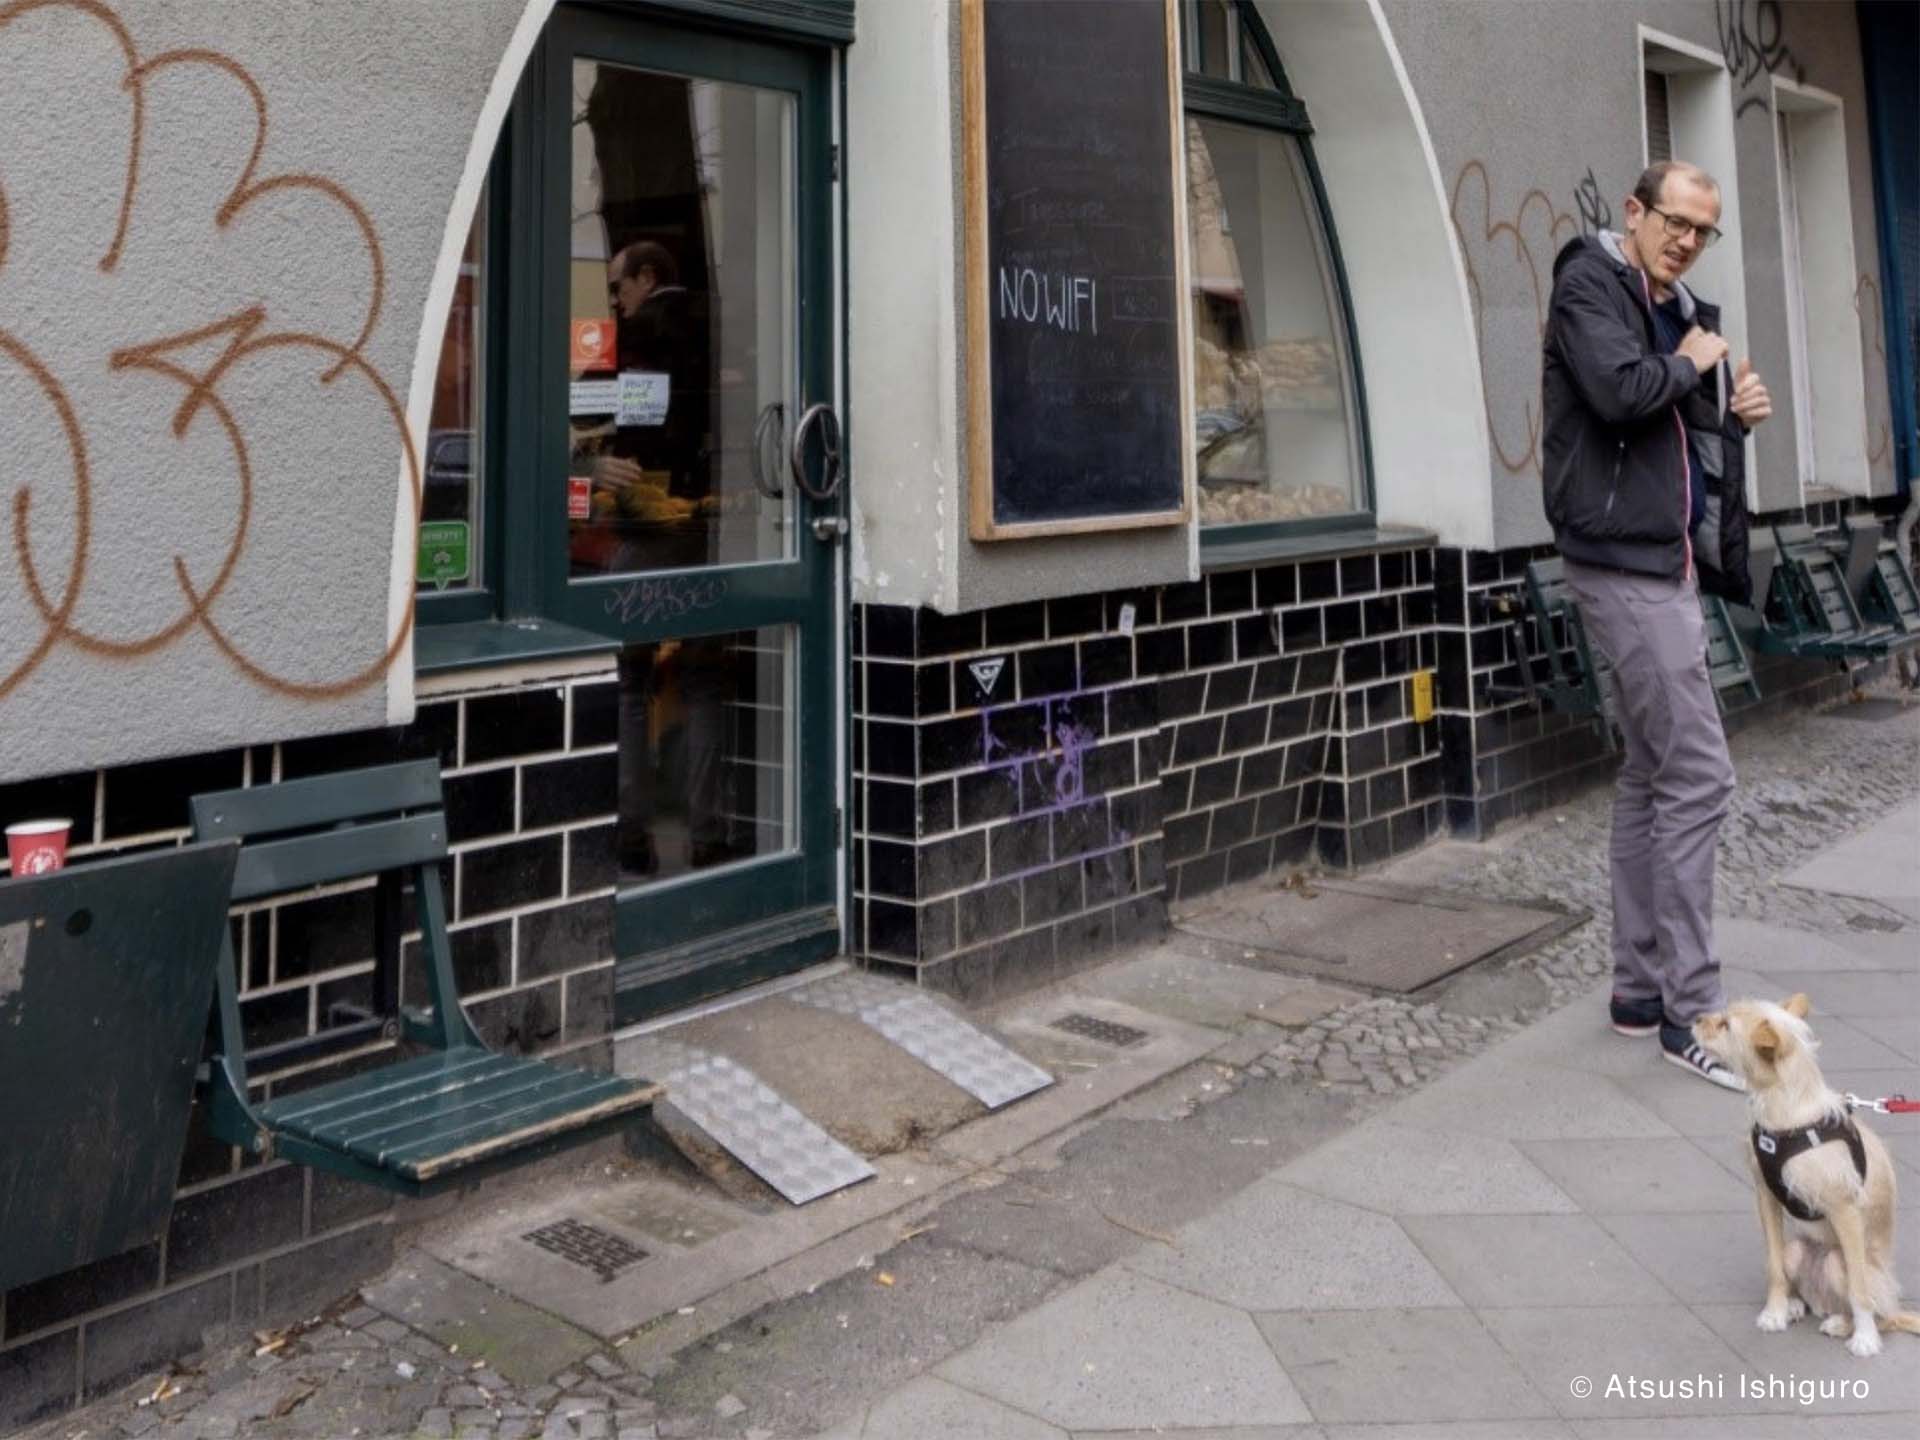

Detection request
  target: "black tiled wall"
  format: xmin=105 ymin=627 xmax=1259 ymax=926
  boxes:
xmin=0 ymin=669 xmax=622 ymax=1430
xmin=1430 ymin=544 xmax=1617 ymax=839
xmin=850 ymin=542 xmax=1445 ymax=1002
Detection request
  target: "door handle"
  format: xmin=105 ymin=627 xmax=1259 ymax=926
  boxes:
xmin=751 ymin=401 xmax=786 ymax=499
xmin=789 ymin=402 xmax=843 ymax=502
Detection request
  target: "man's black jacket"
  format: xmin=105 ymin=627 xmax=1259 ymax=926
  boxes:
xmin=1541 ymin=233 xmax=1751 ymax=604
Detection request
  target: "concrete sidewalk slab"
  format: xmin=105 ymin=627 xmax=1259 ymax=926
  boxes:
xmin=1846 ymin=1013 xmax=1920 ymax=1062
xmin=1323 ymin=1424 xmax=1576 ymax=1440
xmin=1492 ymin=999 xmax=1682 ymax=1079
xmin=1254 ymin=1308 xmax=1556 ymax=1425
xmin=1475 ymin=1304 xmax=1757 ymax=1418
xmin=1715 ymin=968 xmax=1916 ymax=1018
xmin=1517 ymin=1138 xmax=1758 ymax=1214
xmin=1399 ymin=1213 xmax=1670 ymax=1308
xmin=1714 ymin=915 xmax=1919 ymax=974
xmin=1691 ymin=1301 xmax=1920 ymax=1414
xmin=1124 ymin=1181 xmax=1463 ymax=1312
xmin=932 ymin=1267 xmax=1313 ymax=1431
xmin=1780 ymin=801 xmax=1920 ymax=914
xmin=1594 ymin=1211 xmax=1784 ymax=1305
xmin=854 ymin=1375 xmax=1065 ymax=1438
xmin=359 ymin=1254 xmax=599 ymax=1387
xmin=1610 ymin=1069 xmax=1759 ymax=1137
xmin=1788 ymin=1015 xmax=1917 ymax=1070
xmin=1567 ymin=1419 xmax=1896 ymax=1439
xmin=420 ymin=1150 xmax=966 ymax=1339
xmin=1379 ymin=1058 xmax=1682 ymax=1140
xmin=942 ymin=994 xmax=1224 ymax=1168
xmin=1276 ymin=1119 xmax=1580 ymax=1216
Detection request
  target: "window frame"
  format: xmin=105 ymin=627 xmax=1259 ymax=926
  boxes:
xmin=1182 ymin=1 xmax=1375 ymax=555
xmin=415 ymin=137 xmax=515 ymax=628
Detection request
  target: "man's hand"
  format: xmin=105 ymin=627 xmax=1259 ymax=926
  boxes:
xmin=1677 ymin=325 xmax=1730 ymax=375
xmin=1729 ymin=357 xmax=1772 ymax=426
xmin=592 ymin=454 xmax=644 ymax=492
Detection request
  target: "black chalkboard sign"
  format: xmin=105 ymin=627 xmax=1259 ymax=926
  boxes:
xmin=964 ymin=0 xmax=1192 ymax=539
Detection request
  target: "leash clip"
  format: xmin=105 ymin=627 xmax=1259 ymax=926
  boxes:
xmin=1844 ymin=1091 xmax=1893 ymax=1115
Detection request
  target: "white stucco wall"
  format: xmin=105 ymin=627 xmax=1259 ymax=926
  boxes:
xmin=0 ymin=0 xmax=527 ymax=782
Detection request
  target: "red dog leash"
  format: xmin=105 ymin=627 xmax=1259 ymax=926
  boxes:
xmin=1845 ymin=1092 xmax=1920 ymax=1115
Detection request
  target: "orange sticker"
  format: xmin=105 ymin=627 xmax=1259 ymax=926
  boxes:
xmin=571 ymin=318 xmax=614 ymax=372
xmin=568 ymin=475 xmax=591 ymax=520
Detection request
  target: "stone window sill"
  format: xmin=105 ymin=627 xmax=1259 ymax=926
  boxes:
xmin=1200 ymin=523 xmax=1436 ymax=572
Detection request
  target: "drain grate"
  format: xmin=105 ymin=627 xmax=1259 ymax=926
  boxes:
xmin=522 ymin=1219 xmax=647 ymax=1283
xmin=1050 ymin=1012 xmax=1149 ymax=1048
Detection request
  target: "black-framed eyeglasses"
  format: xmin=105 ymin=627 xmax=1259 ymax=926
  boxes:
xmin=1646 ymin=204 xmax=1723 ymax=248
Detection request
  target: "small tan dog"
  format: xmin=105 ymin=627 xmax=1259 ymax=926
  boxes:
xmin=1692 ymin=994 xmax=1919 ymax=1357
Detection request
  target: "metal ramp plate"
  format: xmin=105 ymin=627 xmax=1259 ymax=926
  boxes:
xmin=622 ymin=1038 xmax=873 ymax=1206
xmin=794 ymin=974 xmax=1053 ymax=1110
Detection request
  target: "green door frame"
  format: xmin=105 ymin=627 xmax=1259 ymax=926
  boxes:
xmin=505 ymin=5 xmax=843 ymax=1017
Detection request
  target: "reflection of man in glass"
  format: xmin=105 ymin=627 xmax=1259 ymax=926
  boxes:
xmin=594 ymin=242 xmax=707 ymax=530
xmin=596 ymin=241 xmax=732 ymax=879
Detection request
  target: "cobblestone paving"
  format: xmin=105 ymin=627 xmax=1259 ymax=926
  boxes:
xmin=1255 ymin=688 xmax=1920 ymax=1097
xmin=28 ymin=690 xmax=1916 ymax=1440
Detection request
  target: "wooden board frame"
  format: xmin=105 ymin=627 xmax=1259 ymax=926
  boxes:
xmin=963 ymin=0 xmax=1196 ymax=542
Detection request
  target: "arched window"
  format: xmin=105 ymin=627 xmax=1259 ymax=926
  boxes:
xmin=1181 ymin=1 xmax=1371 ymax=540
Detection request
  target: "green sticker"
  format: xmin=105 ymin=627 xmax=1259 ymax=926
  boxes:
xmin=417 ymin=521 xmax=470 ymax=589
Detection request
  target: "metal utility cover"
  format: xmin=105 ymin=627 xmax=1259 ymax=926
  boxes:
xmin=1050 ymin=1012 xmax=1150 ymax=1048
xmin=1176 ymin=880 xmax=1576 ymax=994
xmin=523 ymin=1218 xmax=647 ymax=1283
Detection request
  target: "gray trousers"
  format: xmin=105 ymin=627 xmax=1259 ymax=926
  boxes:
xmin=1562 ymin=559 xmax=1736 ymax=1024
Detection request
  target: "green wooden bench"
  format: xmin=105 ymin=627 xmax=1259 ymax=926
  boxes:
xmin=1837 ymin=514 xmax=1920 ymax=639
xmin=2 ymin=842 xmax=239 ymax=1291
xmin=1751 ymin=522 xmax=1912 ymax=663
xmin=1489 ymin=558 xmax=1760 ymax=739
xmin=190 ymin=761 xmax=661 ymax=1195
xmin=1488 ymin=557 xmax=1620 ymax=749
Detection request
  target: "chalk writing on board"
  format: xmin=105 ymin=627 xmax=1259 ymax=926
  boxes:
xmin=998 ymin=267 xmax=1098 ymax=335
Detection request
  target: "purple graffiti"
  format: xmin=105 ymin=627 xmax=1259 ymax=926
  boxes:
xmin=982 ymin=699 xmax=1095 ymax=815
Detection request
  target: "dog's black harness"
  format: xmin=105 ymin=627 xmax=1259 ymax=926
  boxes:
xmin=1751 ymin=1115 xmax=1868 ymax=1223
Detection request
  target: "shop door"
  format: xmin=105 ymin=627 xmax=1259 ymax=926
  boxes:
xmin=536 ymin=9 xmax=842 ymax=1020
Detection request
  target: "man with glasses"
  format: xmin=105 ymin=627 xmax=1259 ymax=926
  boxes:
xmin=1540 ymin=160 xmax=1772 ymax=1090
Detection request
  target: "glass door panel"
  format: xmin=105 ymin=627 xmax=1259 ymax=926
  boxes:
xmin=615 ymin=625 xmax=795 ymax=882
xmin=566 ymin=63 xmax=797 ymax=577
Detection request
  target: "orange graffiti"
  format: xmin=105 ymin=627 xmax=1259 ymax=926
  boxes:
xmin=1855 ymin=273 xmax=1892 ymax=469
xmin=0 ymin=0 xmax=418 ymax=703
xmin=1450 ymin=160 xmax=1579 ymax=479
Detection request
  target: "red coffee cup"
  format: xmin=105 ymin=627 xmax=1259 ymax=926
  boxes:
xmin=6 ymin=819 xmax=71 ymax=876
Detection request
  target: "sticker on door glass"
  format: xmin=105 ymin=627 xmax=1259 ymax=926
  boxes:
xmin=568 ymin=476 xmax=592 ymax=521
xmin=572 ymin=318 xmax=615 ymax=372
xmin=570 ymin=378 xmax=619 ymax=416
xmin=617 ymin=371 xmax=670 ymax=426
xmin=417 ymin=521 xmax=470 ymax=589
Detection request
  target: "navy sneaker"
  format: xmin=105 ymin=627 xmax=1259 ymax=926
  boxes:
xmin=1661 ymin=1023 xmax=1745 ymax=1091
xmin=1609 ymin=994 xmax=1664 ymax=1037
